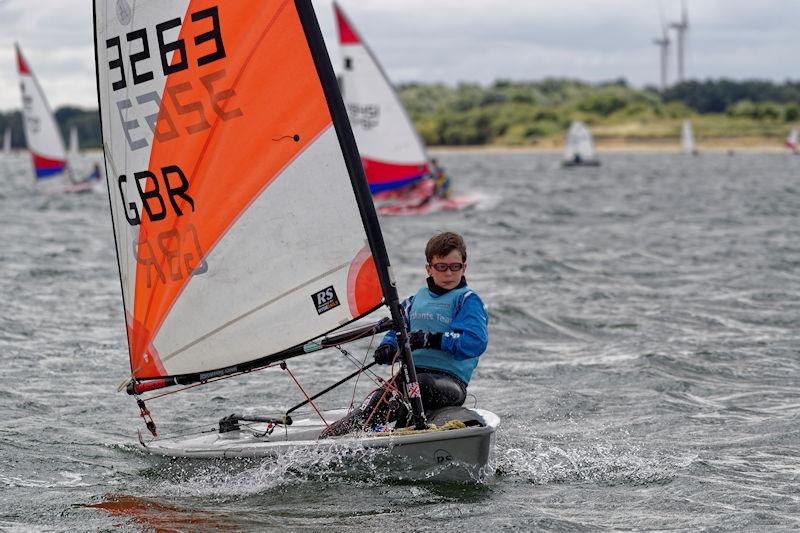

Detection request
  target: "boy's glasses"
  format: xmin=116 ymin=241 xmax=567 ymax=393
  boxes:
xmin=429 ymin=262 xmax=464 ymax=272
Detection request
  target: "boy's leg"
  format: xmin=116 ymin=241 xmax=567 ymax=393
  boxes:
xmin=417 ymin=370 xmax=467 ymax=412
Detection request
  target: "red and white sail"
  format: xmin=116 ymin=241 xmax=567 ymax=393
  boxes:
xmin=94 ymin=0 xmax=384 ymax=380
xmin=334 ymin=2 xmax=429 ymax=194
xmin=15 ymin=44 xmax=68 ymax=179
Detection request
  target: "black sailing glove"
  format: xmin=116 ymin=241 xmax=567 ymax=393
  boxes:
xmin=408 ymin=330 xmax=443 ymax=351
xmin=373 ymin=344 xmax=396 ymax=365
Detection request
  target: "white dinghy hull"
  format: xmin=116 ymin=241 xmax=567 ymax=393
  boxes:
xmin=143 ymin=407 xmax=499 ymax=481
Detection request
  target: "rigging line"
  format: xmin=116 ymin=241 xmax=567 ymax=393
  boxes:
xmin=282 ymin=363 xmax=329 ymax=427
xmin=362 ymin=370 xmax=401 ymax=431
xmin=348 ymin=333 xmax=378 ymax=410
xmin=159 ymin=260 xmax=351 ymax=364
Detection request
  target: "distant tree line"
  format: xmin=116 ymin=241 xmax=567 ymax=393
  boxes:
xmin=1 ymin=79 xmax=797 ymax=148
xmin=0 ymin=107 xmax=102 ymax=149
xmin=399 ymin=79 xmax=800 ymax=145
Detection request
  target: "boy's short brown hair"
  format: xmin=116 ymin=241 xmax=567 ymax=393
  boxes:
xmin=425 ymin=232 xmax=467 ymax=263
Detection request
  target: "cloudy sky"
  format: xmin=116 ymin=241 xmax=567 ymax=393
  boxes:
xmin=0 ymin=0 xmax=797 ymax=111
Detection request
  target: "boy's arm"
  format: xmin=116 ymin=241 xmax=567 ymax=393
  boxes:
xmin=377 ymin=295 xmax=413 ymax=348
xmin=440 ymin=293 xmax=488 ymax=360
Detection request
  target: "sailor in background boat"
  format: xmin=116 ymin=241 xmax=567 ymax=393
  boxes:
xmin=431 ymin=158 xmax=451 ymax=199
xmin=82 ymin=163 xmax=102 ymax=183
xmin=321 ymin=232 xmax=488 ymax=437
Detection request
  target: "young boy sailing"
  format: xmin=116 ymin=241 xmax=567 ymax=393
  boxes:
xmin=322 ymin=231 xmax=488 ymax=437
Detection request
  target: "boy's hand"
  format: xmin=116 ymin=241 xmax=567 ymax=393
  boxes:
xmin=408 ymin=330 xmax=443 ymax=350
xmin=373 ymin=344 xmax=396 ymax=365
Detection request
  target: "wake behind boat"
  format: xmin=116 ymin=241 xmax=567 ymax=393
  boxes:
xmin=93 ymin=0 xmax=497 ymax=481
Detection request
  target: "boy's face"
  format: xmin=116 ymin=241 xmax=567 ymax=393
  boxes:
xmin=425 ymin=249 xmax=466 ymax=290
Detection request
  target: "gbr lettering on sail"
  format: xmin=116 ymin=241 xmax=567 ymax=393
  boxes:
xmin=105 ymin=6 xmax=242 ymax=287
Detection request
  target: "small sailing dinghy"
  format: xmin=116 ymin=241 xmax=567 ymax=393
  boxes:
xmin=2 ymin=127 xmax=11 ymax=156
xmin=785 ymin=127 xmax=798 ymax=154
xmin=681 ymin=119 xmax=698 ymax=155
xmin=562 ymin=121 xmax=600 ymax=167
xmin=334 ymin=2 xmax=480 ymax=216
xmin=93 ymin=0 xmax=497 ymax=480
xmin=16 ymin=44 xmax=69 ymax=186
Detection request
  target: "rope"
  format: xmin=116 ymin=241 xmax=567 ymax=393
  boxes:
xmin=282 ymin=363 xmax=329 ymax=427
xmin=348 ymin=331 xmax=378 ymax=410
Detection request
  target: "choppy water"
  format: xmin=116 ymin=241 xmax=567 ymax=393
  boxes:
xmin=1 ymin=150 xmax=799 ymax=531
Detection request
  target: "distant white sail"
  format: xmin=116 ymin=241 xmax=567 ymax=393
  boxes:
xmin=15 ymin=44 xmax=67 ymax=180
xmin=681 ymin=119 xmax=696 ymax=154
xmin=785 ymin=127 xmax=798 ymax=152
xmin=334 ymin=2 xmax=430 ymax=193
xmin=563 ymin=121 xmax=597 ymax=163
xmin=68 ymin=126 xmax=79 ymax=158
xmin=2 ymin=128 xmax=10 ymax=155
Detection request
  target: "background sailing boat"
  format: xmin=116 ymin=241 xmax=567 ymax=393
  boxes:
xmin=334 ymin=2 xmax=430 ymax=195
xmin=681 ymin=119 xmax=698 ymax=155
xmin=334 ymin=3 xmax=481 ymax=215
xmin=15 ymin=44 xmax=69 ymax=185
xmin=2 ymin=128 xmax=10 ymax=156
xmin=562 ymin=120 xmax=600 ymax=167
xmin=785 ymin=127 xmax=798 ymax=153
xmin=68 ymin=126 xmax=79 ymax=159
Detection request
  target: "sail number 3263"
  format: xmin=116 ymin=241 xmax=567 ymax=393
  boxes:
xmin=105 ymin=6 xmax=242 ymax=152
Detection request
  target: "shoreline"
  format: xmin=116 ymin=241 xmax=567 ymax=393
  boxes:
xmin=430 ymin=137 xmax=792 ymax=154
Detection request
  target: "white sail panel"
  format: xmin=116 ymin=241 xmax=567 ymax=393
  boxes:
xmin=95 ymin=0 xmax=383 ymax=379
xmin=334 ymin=3 xmax=429 ymax=193
xmin=785 ymin=128 xmax=798 ymax=151
xmin=2 ymin=128 xmax=10 ymax=154
xmin=564 ymin=121 xmax=596 ymax=161
xmin=681 ymin=120 xmax=695 ymax=154
xmin=15 ymin=45 xmax=67 ymax=179
xmin=68 ymin=126 xmax=79 ymax=157
xmin=154 ymin=128 xmax=377 ymax=375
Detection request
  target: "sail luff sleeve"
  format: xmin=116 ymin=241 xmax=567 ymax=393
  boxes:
xmin=294 ymin=0 xmax=427 ymax=429
xmin=92 ymin=0 xmax=136 ymax=375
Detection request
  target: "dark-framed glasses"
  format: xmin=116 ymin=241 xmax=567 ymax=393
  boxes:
xmin=429 ymin=262 xmax=464 ymax=272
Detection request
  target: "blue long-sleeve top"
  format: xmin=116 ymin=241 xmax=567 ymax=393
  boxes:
xmin=379 ymin=277 xmax=488 ymax=384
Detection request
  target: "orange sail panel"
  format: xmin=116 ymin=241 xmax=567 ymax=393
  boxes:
xmin=95 ymin=0 xmax=383 ymax=379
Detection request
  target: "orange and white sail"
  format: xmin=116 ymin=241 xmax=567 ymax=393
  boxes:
xmin=15 ymin=44 xmax=68 ymax=179
xmin=94 ymin=0 xmax=386 ymax=381
xmin=334 ymin=2 xmax=429 ymax=194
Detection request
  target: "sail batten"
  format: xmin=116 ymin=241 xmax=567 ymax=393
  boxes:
xmin=95 ymin=0 xmax=387 ymax=381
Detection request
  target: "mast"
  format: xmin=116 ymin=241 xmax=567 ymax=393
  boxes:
xmin=295 ymin=0 xmax=427 ymax=429
xmin=670 ymin=0 xmax=689 ymax=84
xmin=653 ymin=26 xmax=670 ymax=92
